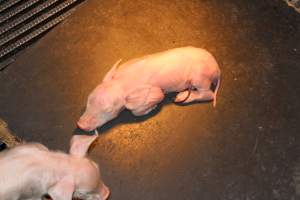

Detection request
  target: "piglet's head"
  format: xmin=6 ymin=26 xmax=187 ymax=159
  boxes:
xmin=48 ymin=133 xmax=110 ymax=200
xmin=78 ymin=59 xmax=123 ymax=131
xmin=77 ymin=83 xmax=124 ymax=131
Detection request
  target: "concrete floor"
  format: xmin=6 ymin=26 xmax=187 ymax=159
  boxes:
xmin=0 ymin=0 xmax=300 ymax=199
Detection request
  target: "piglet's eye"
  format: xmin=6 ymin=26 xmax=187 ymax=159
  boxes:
xmin=210 ymin=82 xmax=217 ymax=91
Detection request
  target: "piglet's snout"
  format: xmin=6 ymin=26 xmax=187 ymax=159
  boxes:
xmin=77 ymin=115 xmax=97 ymax=131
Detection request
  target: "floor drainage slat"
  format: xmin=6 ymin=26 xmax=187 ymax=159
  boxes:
xmin=0 ymin=0 xmax=23 ymax=13
xmin=0 ymin=9 xmax=73 ymax=58
xmin=0 ymin=0 xmax=41 ymax=24
xmin=0 ymin=0 xmax=61 ymax=35
xmin=0 ymin=0 xmax=85 ymax=70
xmin=0 ymin=0 xmax=80 ymax=46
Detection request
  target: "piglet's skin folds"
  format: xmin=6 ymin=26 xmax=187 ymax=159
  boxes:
xmin=78 ymin=46 xmax=221 ymax=131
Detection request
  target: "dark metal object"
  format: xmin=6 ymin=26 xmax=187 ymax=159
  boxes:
xmin=0 ymin=0 xmax=77 ymax=46
xmin=0 ymin=0 xmax=23 ymax=13
xmin=0 ymin=140 xmax=7 ymax=151
xmin=0 ymin=0 xmax=85 ymax=70
xmin=0 ymin=0 xmax=60 ymax=35
xmin=0 ymin=0 xmax=40 ymax=24
xmin=0 ymin=9 xmax=73 ymax=58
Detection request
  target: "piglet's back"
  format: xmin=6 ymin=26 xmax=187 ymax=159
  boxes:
xmin=113 ymin=46 xmax=218 ymax=82
xmin=0 ymin=143 xmax=48 ymax=160
xmin=0 ymin=143 xmax=50 ymax=198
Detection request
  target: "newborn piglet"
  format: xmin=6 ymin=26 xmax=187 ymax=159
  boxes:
xmin=78 ymin=46 xmax=221 ymax=131
xmin=0 ymin=134 xmax=109 ymax=200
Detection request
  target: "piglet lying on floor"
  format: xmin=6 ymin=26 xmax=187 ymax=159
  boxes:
xmin=78 ymin=46 xmax=221 ymax=131
xmin=0 ymin=134 xmax=109 ymax=200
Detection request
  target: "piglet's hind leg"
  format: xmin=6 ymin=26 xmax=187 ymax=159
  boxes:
xmin=174 ymin=90 xmax=214 ymax=103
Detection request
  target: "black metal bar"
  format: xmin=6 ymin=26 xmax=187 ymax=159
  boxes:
xmin=0 ymin=9 xmax=73 ymax=58
xmin=0 ymin=0 xmax=60 ymax=35
xmin=0 ymin=0 xmax=79 ymax=46
xmin=0 ymin=0 xmax=41 ymax=24
xmin=0 ymin=0 xmax=23 ymax=13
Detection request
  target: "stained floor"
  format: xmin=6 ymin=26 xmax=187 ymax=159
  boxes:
xmin=0 ymin=0 xmax=300 ymax=199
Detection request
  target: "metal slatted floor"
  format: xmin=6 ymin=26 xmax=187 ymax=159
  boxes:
xmin=0 ymin=0 xmax=85 ymax=70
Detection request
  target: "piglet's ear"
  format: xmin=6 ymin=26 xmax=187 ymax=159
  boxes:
xmin=48 ymin=175 xmax=75 ymax=200
xmin=69 ymin=132 xmax=98 ymax=157
xmin=102 ymin=59 xmax=122 ymax=83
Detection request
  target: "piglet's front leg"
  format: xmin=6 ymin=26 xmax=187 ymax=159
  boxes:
xmin=132 ymin=105 xmax=158 ymax=116
xmin=125 ymin=85 xmax=164 ymax=116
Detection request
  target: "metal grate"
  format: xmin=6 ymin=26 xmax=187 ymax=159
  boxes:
xmin=0 ymin=0 xmax=86 ymax=70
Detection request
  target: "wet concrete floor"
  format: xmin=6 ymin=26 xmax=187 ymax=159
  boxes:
xmin=0 ymin=0 xmax=300 ymax=199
